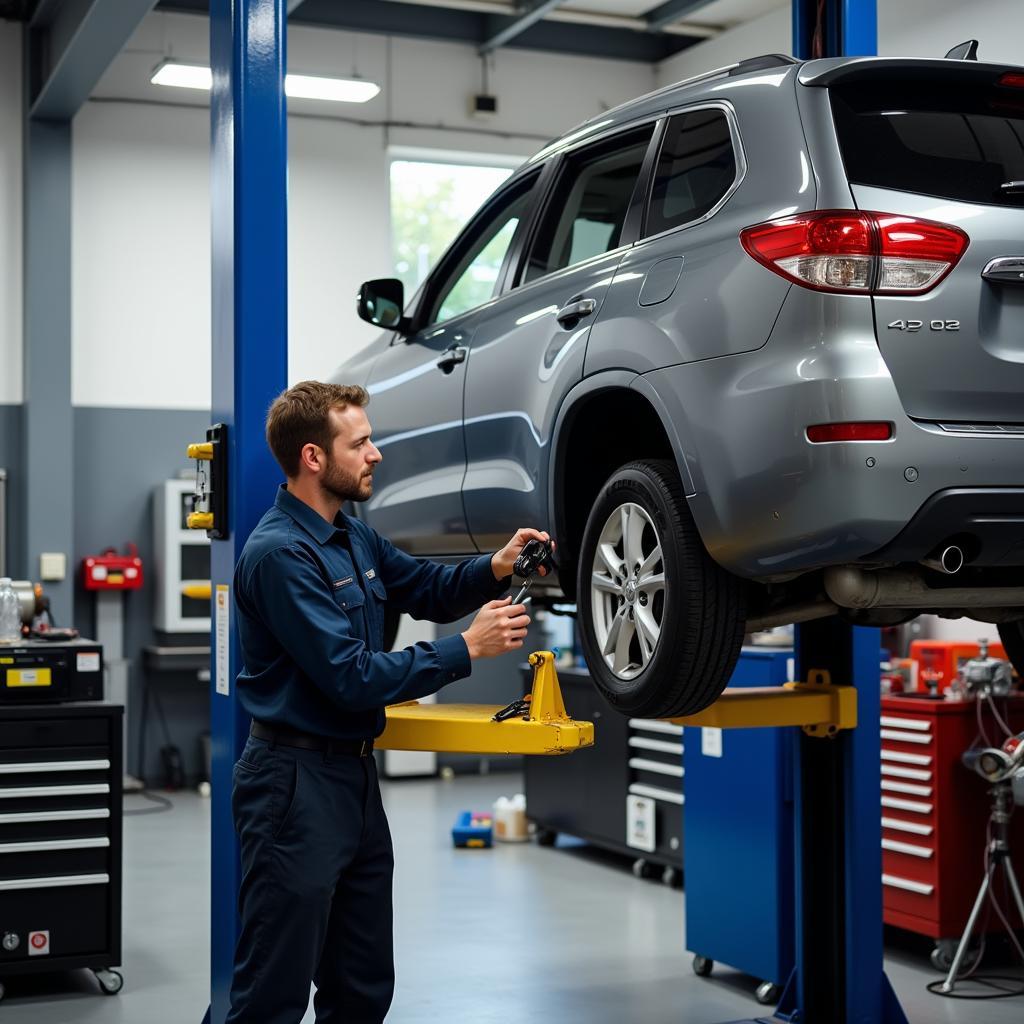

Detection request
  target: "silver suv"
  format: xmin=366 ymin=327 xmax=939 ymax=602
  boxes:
xmin=340 ymin=51 xmax=1024 ymax=718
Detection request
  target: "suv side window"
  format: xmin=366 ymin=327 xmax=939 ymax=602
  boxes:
xmin=426 ymin=176 xmax=536 ymax=326
xmin=522 ymin=125 xmax=655 ymax=285
xmin=644 ymin=108 xmax=737 ymax=237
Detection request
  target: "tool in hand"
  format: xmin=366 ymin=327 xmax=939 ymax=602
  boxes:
xmin=511 ymin=538 xmax=555 ymax=604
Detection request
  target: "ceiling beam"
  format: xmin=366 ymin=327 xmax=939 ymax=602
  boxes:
xmin=642 ymin=0 xmax=716 ymax=33
xmin=29 ymin=0 xmax=160 ymax=119
xmin=479 ymin=0 xmax=566 ymax=54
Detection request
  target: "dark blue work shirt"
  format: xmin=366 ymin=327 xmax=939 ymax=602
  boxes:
xmin=233 ymin=485 xmax=509 ymax=740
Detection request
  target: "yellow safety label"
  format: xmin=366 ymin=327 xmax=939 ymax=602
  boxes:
xmin=6 ymin=668 xmax=52 ymax=688
xmin=0 ymin=658 xmax=12 ymax=664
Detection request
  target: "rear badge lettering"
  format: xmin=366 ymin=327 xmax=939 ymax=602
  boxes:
xmin=887 ymin=319 xmax=960 ymax=332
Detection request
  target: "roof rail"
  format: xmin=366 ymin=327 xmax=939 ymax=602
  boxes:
xmin=728 ymin=53 xmax=799 ymax=76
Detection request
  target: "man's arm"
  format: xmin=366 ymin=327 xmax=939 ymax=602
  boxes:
xmin=373 ymin=531 xmax=508 ymax=623
xmin=245 ymin=545 xmax=471 ymax=710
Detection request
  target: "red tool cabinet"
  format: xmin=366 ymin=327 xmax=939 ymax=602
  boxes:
xmin=879 ymin=694 xmax=1024 ymax=955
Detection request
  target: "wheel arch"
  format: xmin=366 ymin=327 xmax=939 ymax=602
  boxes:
xmin=548 ymin=371 xmax=698 ymax=600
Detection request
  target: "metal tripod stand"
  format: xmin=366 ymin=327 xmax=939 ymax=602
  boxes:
xmin=940 ymin=783 xmax=1024 ymax=993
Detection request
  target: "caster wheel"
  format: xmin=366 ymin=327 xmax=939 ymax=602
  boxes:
xmin=661 ymin=866 xmax=679 ymax=887
xmin=632 ymin=858 xmax=657 ymax=879
xmin=94 ymin=969 xmax=123 ymax=995
xmin=930 ymin=940 xmax=980 ymax=974
xmin=535 ymin=828 xmax=557 ymax=847
xmin=692 ymin=955 xmax=714 ymax=977
xmin=756 ymin=981 xmax=781 ymax=1006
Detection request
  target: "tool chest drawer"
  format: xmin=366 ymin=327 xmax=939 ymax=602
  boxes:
xmin=879 ymin=695 xmax=1024 ymax=942
xmin=0 ymin=704 xmax=123 ymax=979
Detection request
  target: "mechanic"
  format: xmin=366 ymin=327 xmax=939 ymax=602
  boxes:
xmin=224 ymin=380 xmax=548 ymax=1024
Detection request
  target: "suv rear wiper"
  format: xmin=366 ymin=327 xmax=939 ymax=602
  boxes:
xmin=999 ymin=180 xmax=1024 ymax=194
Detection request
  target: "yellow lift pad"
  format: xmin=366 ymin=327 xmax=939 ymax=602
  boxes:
xmin=378 ymin=651 xmax=595 ymax=755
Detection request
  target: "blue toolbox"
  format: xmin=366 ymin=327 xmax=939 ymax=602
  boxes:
xmin=451 ymin=811 xmax=494 ymax=849
xmin=683 ymin=647 xmax=796 ymax=1007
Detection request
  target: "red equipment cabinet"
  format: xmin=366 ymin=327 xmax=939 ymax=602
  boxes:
xmin=879 ymin=694 xmax=1024 ymax=959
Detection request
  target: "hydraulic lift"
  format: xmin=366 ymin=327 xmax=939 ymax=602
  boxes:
xmin=203 ymin=2 xmax=908 ymax=1022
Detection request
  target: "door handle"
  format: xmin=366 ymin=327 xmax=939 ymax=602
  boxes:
xmin=555 ymin=296 xmax=597 ymax=328
xmin=436 ymin=346 xmax=468 ymax=374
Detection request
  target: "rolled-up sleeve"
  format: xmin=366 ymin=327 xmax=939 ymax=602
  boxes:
xmin=373 ymin=531 xmax=510 ymax=622
xmin=244 ymin=545 xmax=472 ymax=711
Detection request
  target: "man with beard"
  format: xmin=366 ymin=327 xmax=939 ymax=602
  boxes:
xmin=226 ymin=380 xmax=549 ymax=1024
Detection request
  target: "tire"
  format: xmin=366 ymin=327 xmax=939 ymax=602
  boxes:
xmin=996 ymin=620 xmax=1024 ymax=680
xmin=576 ymin=460 xmax=747 ymax=718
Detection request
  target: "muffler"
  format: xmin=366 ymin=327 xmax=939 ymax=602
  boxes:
xmin=920 ymin=545 xmax=965 ymax=576
xmin=824 ymin=566 xmax=1024 ymax=610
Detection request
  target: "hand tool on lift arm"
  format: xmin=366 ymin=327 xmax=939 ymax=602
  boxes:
xmin=510 ymin=538 xmax=555 ymax=604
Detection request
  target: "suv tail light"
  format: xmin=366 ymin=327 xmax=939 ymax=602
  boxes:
xmin=740 ymin=211 xmax=969 ymax=295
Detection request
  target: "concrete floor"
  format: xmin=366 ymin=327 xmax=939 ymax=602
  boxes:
xmin=0 ymin=775 xmax=1021 ymax=1023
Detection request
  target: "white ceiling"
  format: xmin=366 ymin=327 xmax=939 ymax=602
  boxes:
xmin=558 ymin=0 xmax=786 ymax=29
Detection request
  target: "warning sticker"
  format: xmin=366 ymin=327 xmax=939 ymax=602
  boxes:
xmin=28 ymin=930 xmax=50 ymax=956
xmin=215 ymin=585 xmax=230 ymax=696
xmin=77 ymin=652 xmax=101 ymax=673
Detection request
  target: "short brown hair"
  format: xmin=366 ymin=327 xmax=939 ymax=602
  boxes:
xmin=265 ymin=380 xmax=369 ymax=477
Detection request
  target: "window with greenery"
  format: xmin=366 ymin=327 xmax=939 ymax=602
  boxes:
xmin=390 ymin=159 xmax=518 ymax=300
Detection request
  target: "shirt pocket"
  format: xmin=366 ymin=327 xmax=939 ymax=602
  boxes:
xmin=332 ymin=582 xmax=366 ymax=613
xmin=368 ymin=577 xmax=387 ymax=603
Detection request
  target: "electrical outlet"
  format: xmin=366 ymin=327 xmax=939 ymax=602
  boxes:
xmin=39 ymin=552 xmax=67 ymax=581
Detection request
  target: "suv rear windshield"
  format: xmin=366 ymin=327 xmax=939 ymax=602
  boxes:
xmin=830 ymin=78 xmax=1024 ymax=207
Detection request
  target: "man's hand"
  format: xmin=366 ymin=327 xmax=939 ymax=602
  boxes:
xmin=491 ymin=528 xmax=554 ymax=581
xmin=462 ymin=598 xmax=531 ymax=659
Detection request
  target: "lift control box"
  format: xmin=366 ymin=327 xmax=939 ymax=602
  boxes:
xmin=82 ymin=547 xmax=143 ymax=592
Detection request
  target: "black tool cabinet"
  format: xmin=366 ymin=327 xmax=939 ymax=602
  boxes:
xmin=0 ymin=704 xmax=124 ymax=1000
xmin=523 ymin=666 xmax=683 ymax=881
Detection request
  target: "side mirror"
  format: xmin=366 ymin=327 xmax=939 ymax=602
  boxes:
xmin=357 ymin=278 xmax=407 ymax=331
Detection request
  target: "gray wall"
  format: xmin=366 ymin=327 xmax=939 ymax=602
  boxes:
xmin=0 ymin=403 xmax=24 ymax=579
xmin=72 ymin=406 xmax=212 ymax=785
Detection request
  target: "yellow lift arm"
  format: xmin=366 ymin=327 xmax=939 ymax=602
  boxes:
xmin=377 ymin=654 xmax=856 ymax=755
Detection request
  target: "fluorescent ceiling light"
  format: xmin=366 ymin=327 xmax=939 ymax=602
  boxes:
xmin=150 ymin=61 xmax=380 ymax=103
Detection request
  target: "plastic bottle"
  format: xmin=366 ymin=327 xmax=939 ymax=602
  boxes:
xmin=0 ymin=579 xmax=22 ymax=643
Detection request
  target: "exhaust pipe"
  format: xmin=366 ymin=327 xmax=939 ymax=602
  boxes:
xmin=746 ymin=601 xmax=838 ymax=632
xmin=921 ymin=545 xmax=965 ymax=576
xmin=824 ymin=566 xmax=1024 ymax=610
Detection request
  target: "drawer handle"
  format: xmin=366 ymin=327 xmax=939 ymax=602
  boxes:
xmin=880 ymin=716 xmax=930 ymax=732
xmin=0 ymin=873 xmax=109 ymax=892
xmin=629 ymin=757 xmax=684 ymax=779
xmin=0 ymin=808 xmax=110 ymax=825
xmin=628 ymin=737 xmax=683 ymax=755
xmin=882 ymin=873 xmax=933 ymax=896
xmin=881 ymin=750 xmax=931 ymax=766
xmin=628 ymin=782 xmax=684 ymax=806
xmin=0 ymin=837 xmax=110 ymax=855
xmin=0 ymin=760 xmax=110 ymax=775
xmin=882 ymin=780 xmax=932 ymax=797
xmin=881 ymin=730 xmax=932 ymax=745
xmin=628 ymin=719 xmax=684 ymax=737
xmin=0 ymin=784 xmax=110 ymax=800
xmin=881 ymin=765 xmax=932 ymax=782
xmin=882 ymin=817 xmax=933 ymax=837
xmin=882 ymin=838 xmax=933 ymax=858
xmin=882 ymin=796 xmax=932 ymax=814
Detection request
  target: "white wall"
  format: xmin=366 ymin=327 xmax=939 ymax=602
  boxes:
xmin=70 ymin=11 xmax=655 ymax=409
xmin=657 ymin=0 xmax=1024 ymax=85
xmin=0 ymin=20 xmax=23 ymax=406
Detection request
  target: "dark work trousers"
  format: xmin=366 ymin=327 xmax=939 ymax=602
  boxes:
xmin=225 ymin=735 xmax=395 ymax=1024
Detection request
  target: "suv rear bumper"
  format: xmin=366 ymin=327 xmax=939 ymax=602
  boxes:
xmin=640 ymin=328 xmax=1024 ymax=579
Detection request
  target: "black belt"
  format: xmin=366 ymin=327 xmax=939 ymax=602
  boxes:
xmin=251 ymin=721 xmax=373 ymax=757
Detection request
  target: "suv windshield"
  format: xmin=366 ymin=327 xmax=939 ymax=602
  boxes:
xmin=830 ymin=77 xmax=1024 ymax=207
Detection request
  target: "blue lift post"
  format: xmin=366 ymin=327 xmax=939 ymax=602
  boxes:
xmin=204 ymin=2 xmax=288 ymax=1022
xmin=723 ymin=3 xmax=909 ymax=1023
